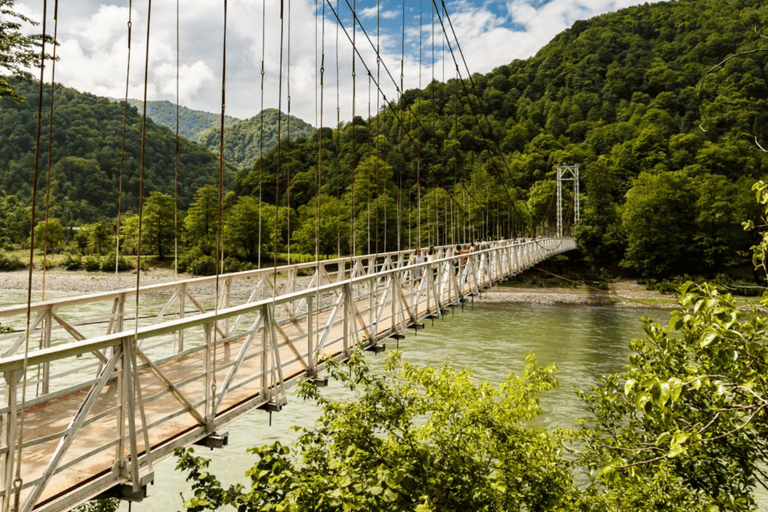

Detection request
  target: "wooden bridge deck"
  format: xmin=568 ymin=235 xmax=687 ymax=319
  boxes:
xmin=0 ymin=238 xmax=576 ymax=512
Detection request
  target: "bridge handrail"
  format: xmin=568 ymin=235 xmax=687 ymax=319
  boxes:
xmin=0 ymin=238 xmax=574 ymax=372
xmin=0 ymin=238 xmax=559 ymax=317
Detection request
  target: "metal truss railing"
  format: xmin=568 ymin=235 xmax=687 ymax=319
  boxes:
xmin=0 ymin=237 xmax=576 ymax=512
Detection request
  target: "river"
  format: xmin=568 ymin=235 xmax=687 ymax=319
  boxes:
xmin=118 ymin=300 xmax=665 ymax=511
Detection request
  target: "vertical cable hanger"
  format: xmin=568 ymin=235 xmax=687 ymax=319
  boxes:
xmin=18 ymin=1 xmax=49 ymax=506
xmin=135 ymin=0 xmax=152 ymax=333
xmin=116 ymin=0 xmax=133 ymax=274
xmin=275 ymin=0 xmax=286 ymax=286
xmin=286 ymin=0 xmax=292 ymax=265
xmin=316 ymin=0 xmax=325 ymax=272
xmin=37 ymin=0 xmax=59 ymax=399
xmin=335 ymin=0 xmax=341 ymax=258
xmin=417 ymin=0 xmax=423 ymax=248
xmin=258 ymin=0 xmax=266 ymax=268
xmin=367 ymin=71 xmax=371 ymax=256
xmin=42 ymin=0 xmax=59 ymax=302
xmin=431 ymin=1 xmax=436 ymax=246
xmin=440 ymin=4 xmax=448 ymax=245
xmin=213 ymin=0 xmax=229 ymax=431
xmin=128 ymin=0 xmax=155 ymax=493
xmin=398 ymin=0 xmax=404 ymax=255
xmin=285 ymin=0 xmax=291 ymax=265
xmin=350 ymin=0 xmax=357 ymax=259
xmin=174 ymin=0 xmax=180 ymax=275
xmin=375 ymin=0 xmax=381 ymax=256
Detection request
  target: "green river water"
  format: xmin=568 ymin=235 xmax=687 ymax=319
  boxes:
xmin=118 ymin=300 xmax=667 ymax=511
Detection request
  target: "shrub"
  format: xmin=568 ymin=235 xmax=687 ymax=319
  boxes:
xmin=99 ymin=252 xmax=134 ymax=272
xmin=0 ymin=252 xmax=25 ymax=271
xmin=81 ymin=255 xmax=101 ymax=271
xmin=39 ymin=257 xmax=56 ymax=270
xmin=61 ymin=252 xmax=82 ymax=270
xmin=224 ymin=256 xmax=255 ymax=274
xmin=189 ymin=254 xmax=216 ymax=276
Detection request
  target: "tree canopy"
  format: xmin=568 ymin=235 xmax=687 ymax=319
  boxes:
xmin=0 ymin=0 xmax=54 ymax=102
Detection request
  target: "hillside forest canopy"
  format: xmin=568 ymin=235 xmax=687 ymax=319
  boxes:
xmin=0 ymin=0 xmax=767 ymax=278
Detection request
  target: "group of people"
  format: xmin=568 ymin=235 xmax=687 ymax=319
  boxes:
xmin=410 ymin=242 xmax=484 ymax=284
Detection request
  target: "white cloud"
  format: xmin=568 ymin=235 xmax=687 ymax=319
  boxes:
xmin=13 ymin=0 xmax=667 ymax=124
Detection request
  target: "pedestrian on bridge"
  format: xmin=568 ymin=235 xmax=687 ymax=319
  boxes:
xmin=412 ymin=248 xmax=424 ymax=284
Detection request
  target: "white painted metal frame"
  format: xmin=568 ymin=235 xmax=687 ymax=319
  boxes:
xmin=0 ymin=238 xmax=576 ymax=512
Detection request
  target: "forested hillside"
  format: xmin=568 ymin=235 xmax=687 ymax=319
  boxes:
xmin=0 ymin=81 xmax=235 ymax=241
xmin=233 ymin=0 xmax=768 ymax=276
xmin=123 ymin=99 xmax=241 ymax=141
xmin=1 ymin=0 xmax=767 ymax=278
xmin=197 ymin=109 xmax=316 ymax=169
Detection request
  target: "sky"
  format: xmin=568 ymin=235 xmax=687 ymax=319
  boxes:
xmin=8 ymin=0 xmax=666 ymax=126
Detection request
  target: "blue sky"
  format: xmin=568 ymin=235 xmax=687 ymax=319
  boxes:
xmin=10 ymin=0 xmax=665 ymax=124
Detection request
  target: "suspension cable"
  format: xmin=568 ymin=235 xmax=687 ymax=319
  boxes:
xmin=325 ymin=0 xmax=475 ymax=222
xmin=115 ymin=0 xmax=133 ymax=274
xmin=18 ymin=1 xmax=50 ymax=505
xmin=42 ymin=0 xmax=59 ymax=301
xmin=135 ymin=0 xmax=152 ymax=332
xmin=174 ymin=0 xmax=179 ymax=275
xmin=431 ymin=0 xmax=533 ymax=235
xmin=350 ymin=0 xmax=356 ymax=258
xmin=397 ymin=0 xmax=404 ymax=255
xmin=258 ymin=0 xmax=266 ymax=268
xmin=316 ymin=0 xmax=325 ymax=268
xmin=286 ymin=0 xmax=292 ymax=264
xmin=213 ymin=0 xmax=228 ymax=418
xmin=335 ymin=0 xmax=341 ymax=258
xmin=275 ymin=0 xmax=285 ymax=285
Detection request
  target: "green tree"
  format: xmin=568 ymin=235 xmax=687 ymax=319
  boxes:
xmin=621 ymin=170 xmax=697 ymax=275
xmin=175 ymin=352 xmax=576 ymax=512
xmin=293 ymin=194 xmax=349 ymax=257
xmin=185 ymin=185 xmax=218 ymax=252
xmin=224 ymin=196 xmax=272 ymax=261
xmin=88 ymin=221 xmax=111 ymax=255
xmin=576 ymin=158 xmax=625 ymax=268
xmin=73 ymin=227 xmax=89 ymax=253
xmin=32 ymin=218 xmax=64 ymax=251
xmin=118 ymin=214 xmax=140 ymax=254
xmin=0 ymin=0 xmax=55 ymax=102
xmin=143 ymin=192 xmax=175 ymax=260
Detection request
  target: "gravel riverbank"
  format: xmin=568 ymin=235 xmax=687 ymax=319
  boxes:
xmin=477 ymin=280 xmax=677 ymax=309
xmin=0 ymin=269 xmax=676 ymax=309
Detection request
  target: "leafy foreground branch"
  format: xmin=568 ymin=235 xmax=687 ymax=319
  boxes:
xmin=175 ymin=352 xmax=576 ymax=512
xmin=575 ymin=283 xmax=768 ymax=511
xmin=173 ymin=282 xmax=768 ymax=512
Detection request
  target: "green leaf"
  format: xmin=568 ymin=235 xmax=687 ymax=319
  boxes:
xmin=700 ymin=332 xmax=717 ymax=348
xmin=668 ymin=441 xmax=684 ymax=458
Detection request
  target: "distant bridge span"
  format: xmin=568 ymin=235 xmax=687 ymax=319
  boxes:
xmin=0 ymin=238 xmax=576 ymax=512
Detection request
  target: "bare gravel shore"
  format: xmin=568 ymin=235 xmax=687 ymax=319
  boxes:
xmin=0 ymin=269 xmax=189 ymax=297
xmin=0 ymin=269 xmax=676 ymax=309
xmin=477 ymin=281 xmax=677 ymax=309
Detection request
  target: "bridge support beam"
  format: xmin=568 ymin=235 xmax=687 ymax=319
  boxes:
xmin=96 ymin=471 xmax=154 ymax=503
xmin=194 ymin=432 xmax=229 ymax=450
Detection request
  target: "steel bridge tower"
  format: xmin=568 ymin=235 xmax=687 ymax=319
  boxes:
xmin=556 ymin=164 xmax=579 ymax=239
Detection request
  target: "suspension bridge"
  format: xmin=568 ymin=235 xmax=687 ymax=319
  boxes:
xmin=0 ymin=239 xmax=576 ymax=512
xmin=0 ymin=0 xmax=588 ymax=508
